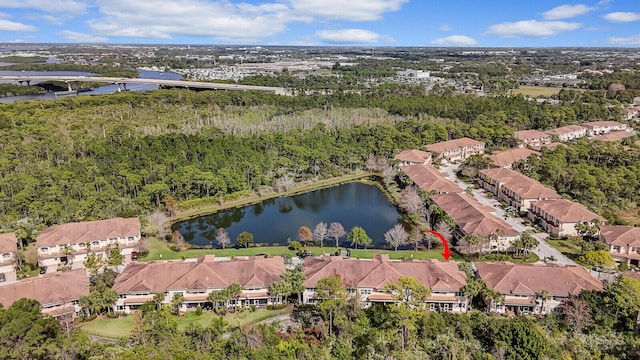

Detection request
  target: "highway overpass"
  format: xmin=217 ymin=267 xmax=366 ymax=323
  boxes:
xmin=0 ymin=75 xmax=288 ymax=95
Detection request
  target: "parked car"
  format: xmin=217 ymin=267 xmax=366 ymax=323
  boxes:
xmin=131 ymin=251 xmax=138 ymax=261
xmin=39 ymin=266 xmax=47 ymax=274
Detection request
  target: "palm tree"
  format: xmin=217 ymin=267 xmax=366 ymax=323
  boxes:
xmin=61 ymin=244 xmax=75 ymax=266
xmin=537 ymin=289 xmax=551 ymax=315
xmin=153 ymin=292 xmax=165 ymax=310
xmin=171 ymin=293 xmax=184 ymax=314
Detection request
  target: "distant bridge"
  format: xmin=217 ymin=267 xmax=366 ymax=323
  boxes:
xmin=0 ymin=75 xmax=288 ymax=95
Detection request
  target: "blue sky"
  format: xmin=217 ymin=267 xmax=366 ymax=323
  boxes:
xmin=0 ymin=0 xmax=639 ymax=46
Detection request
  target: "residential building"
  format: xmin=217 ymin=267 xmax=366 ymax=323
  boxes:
xmin=528 ymin=199 xmax=606 ymax=237
xmin=302 ymin=254 xmax=469 ymax=312
xmin=591 ymin=130 xmax=636 ymax=142
xmin=478 ymin=168 xmax=562 ymax=211
xmin=400 ymin=164 xmax=461 ymax=194
xmin=425 ymin=137 xmax=485 ymax=162
xmin=0 ymin=269 xmax=89 ymax=319
xmin=430 ymin=193 xmax=519 ymax=251
xmin=396 ymin=69 xmax=430 ymax=80
xmin=599 ymin=225 xmax=640 ymax=267
xmin=113 ymin=255 xmax=286 ymax=314
xmin=581 ymin=121 xmax=628 ymax=136
xmin=488 ymin=148 xmax=539 ymax=168
xmin=0 ymin=233 xmax=18 ymax=285
xmin=475 ymin=262 xmax=602 ymax=315
xmin=622 ymin=106 xmax=640 ymax=121
xmin=514 ymin=130 xmax=551 ymax=148
xmin=544 ymin=125 xmax=587 ymax=142
xmin=394 ymin=149 xmax=432 ymax=166
xmin=36 ymin=218 xmax=141 ymax=273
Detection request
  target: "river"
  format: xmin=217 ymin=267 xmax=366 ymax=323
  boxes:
xmin=0 ymin=68 xmax=182 ymax=103
xmin=172 ymin=182 xmax=406 ymax=249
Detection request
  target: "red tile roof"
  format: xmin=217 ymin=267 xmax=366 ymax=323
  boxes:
xmin=530 ymin=199 xmax=605 ymax=223
xmin=544 ymin=125 xmax=585 ymax=136
xmin=302 ymin=254 xmax=467 ymax=292
xmin=475 ymin=262 xmax=602 ymax=296
xmin=0 ymin=233 xmax=18 ymax=254
xmin=488 ymin=148 xmax=539 ymax=167
xmin=36 ymin=218 xmax=141 ymax=247
xmin=394 ymin=149 xmax=432 ymax=164
xmin=600 ymin=225 xmax=640 ymax=247
xmin=479 ymin=168 xmax=562 ymax=200
xmin=113 ymin=255 xmax=286 ymax=293
xmin=430 ymin=193 xmax=519 ymax=237
xmin=0 ymin=269 xmax=89 ymax=308
xmin=581 ymin=121 xmax=626 ymax=128
xmin=425 ymin=137 xmax=484 ymax=154
xmin=591 ymin=131 xmax=636 ymax=142
xmin=400 ymin=164 xmax=462 ymax=194
xmin=514 ymin=130 xmax=549 ymax=141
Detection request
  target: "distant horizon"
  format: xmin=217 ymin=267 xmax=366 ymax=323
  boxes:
xmin=0 ymin=1 xmax=639 ymax=47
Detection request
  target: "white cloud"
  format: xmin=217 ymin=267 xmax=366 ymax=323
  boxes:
xmin=0 ymin=0 xmax=86 ymax=15
xmin=542 ymin=4 xmax=594 ymax=20
xmin=431 ymin=35 xmax=477 ymax=46
xmin=608 ymin=34 xmax=640 ymax=46
xmin=58 ymin=30 xmax=108 ymax=43
xmin=316 ymin=29 xmax=383 ymax=44
xmin=0 ymin=19 xmax=37 ymax=32
xmin=603 ymin=12 xmax=640 ymax=23
xmin=438 ymin=24 xmax=452 ymax=32
xmin=89 ymin=0 xmax=291 ymax=41
xmin=287 ymin=0 xmax=409 ymax=21
xmin=485 ymin=20 xmax=581 ymax=38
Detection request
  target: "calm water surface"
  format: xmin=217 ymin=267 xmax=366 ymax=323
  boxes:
xmin=173 ymin=182 xmax=404 ymax=248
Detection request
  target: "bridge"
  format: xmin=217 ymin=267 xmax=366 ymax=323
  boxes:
xmin=0 ymin=75 xmax=288 ymax=95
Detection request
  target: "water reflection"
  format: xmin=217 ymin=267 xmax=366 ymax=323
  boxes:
xmin=172 ymin=182 xmax=404 ymax=248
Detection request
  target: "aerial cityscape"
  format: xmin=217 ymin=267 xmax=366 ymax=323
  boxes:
xmin=1 ymin=1 xmax=640 ymax=359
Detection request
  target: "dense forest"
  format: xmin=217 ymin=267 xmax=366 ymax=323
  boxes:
xmin=3 ymin=273 xmax=640 ymax=360
xmin=0 ymin=88 xmax=626 ymax=230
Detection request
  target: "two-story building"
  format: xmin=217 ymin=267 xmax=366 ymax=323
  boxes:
xmin=487 ymin=148 xmax=539 ymax=168
xmin=430 ymin=193 xmax=520 ymax=252
xmin=425 ymin=137 xmax=485 ymax=162
xmin=544 ymin=125 xmax=587 ymax=142
xmin=302 ymin=254 xmax=469 ymax=312
xmin=528 ymin=199 xmax=606 ymax=237
xmin=478 ymin=168 xmax=562 ymax=212
xmin=394 ymin=149 xmax=432 ymax=166
xmin=582 ymin=121 xmax=628 ymax=136
xmin=36 ymin=218 xmax=141 ymax=273
xmin=113 ymin=255 xmax=286 ymax=314
xmin=599 ymin=225 xmax=640 ymax=267
xmin=591 ymin=130 xmax=636 ymax=142
xmin=400 ymin=164 xmax=462 ymax=194
xmin=514 ymin=130 xmax=551 ymax=149
xmin=0 ymin=269 xmax=89 ymax=319
xmin=0 ymin=233 xmax=18 ymax=285
xmin=475 ymin=262 xmax=602 ymax=315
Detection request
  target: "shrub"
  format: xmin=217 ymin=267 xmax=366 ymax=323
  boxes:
xmin=289 ymin=241 xmax=302 ymax=251
xmin=196 ymin=305 xmax=203 ymax=316
xmin=272 ymin=303 xmax=288 ymax=310
xmin=105 ymin=312 xmax=120 ymax=318
xmin=250 ymin=305 xmax=257 ymax=312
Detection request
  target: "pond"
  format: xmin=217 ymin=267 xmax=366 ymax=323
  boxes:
xmin=172 ymin=181 xmax=405 ymax=248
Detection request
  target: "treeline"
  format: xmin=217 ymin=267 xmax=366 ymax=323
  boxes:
xmin=514 ymin=140 xmax=640 ymax=220
xmin=580 ymin=70 xmax=640 ymax=91
xmin=0 ymin=89 xmax=622 ymax=228
xmin=0 ymin=84 xmax=45 ymax=97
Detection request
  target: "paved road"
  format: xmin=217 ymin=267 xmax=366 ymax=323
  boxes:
xmin=438 ymin=163 xmax=576 ymax=266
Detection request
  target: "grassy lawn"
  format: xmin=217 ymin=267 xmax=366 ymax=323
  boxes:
xmin=80 ymin=309 xmax=291 ymax=338
xmin=79 ymin=315 xmax=136 ymax=339
xmin=142 ymin=237 xmax=456 ymax=262
xmin=546 ymin=239 xmax=582 ymax=259
xmin=512 ymin=85 xmax=584 ymax=97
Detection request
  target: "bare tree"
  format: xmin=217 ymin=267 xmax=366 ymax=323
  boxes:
xmin=328 ymin=222 xmax=346 ymax=248
xmin=313 ymin=222 xmax=328 ymax=248
xmin=384 ymin=224 xmax=409 ymax=251
xmin=298 ymin=226 xmax=313 ymax=247
xmin=399 ymin=186 xmax=425 ymax=220
xmin=561 ymin=297 xmax=593 ymax=333
xmin=215 ymin=228 xmax=231 ymax=249
xmin=365 ymin=154 xmax=381 ymax=172
xmin=274 ymin=174 xmax=294 ymax=193
xmin=409 ymin=227 xmax=424 ymax=252
xmin=146 ymin=209 xmax=169 ymax=239
xmin=382 ymin=165 xmax=397 ymax=185
xmin=435 ymin=221 xmax=453 ymax=242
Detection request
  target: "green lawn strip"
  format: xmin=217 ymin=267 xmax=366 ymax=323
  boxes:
xmin=173 ymin=172 xmax=373 ymax=222
xmin=176 ymin=311 xmax=216 ymax=331
xmin=546 ymin=239 xmax=582 ymax=256
xmin=79 ymin=316 xmax=136 ymax=339
xmin=224 ymin=308 xmax=291 ymax=327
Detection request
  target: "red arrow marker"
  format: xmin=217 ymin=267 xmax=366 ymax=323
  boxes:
xmin=422 ymin=229 xmax=451 ymax=261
